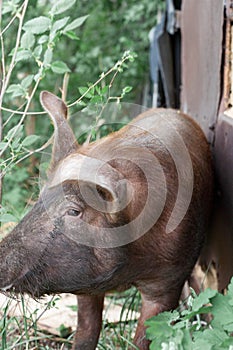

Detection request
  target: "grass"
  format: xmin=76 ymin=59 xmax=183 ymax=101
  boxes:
xmin=0 ymin=287 xmax=141 ymax=350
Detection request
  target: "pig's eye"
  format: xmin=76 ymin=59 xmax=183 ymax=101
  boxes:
xmin=66 ymin=209 xmax=82 ymax=217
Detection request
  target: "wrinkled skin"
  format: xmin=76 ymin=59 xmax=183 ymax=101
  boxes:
xmin=0 ymin=182 xmax=130 ymax=297
xmin=0 ymin=93 xmax=213 ymax=350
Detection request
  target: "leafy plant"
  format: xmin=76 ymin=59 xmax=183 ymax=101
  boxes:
xmin=0 ymin=0 xmax=91 ymax=217
xmin=145 ymin=278 xmax=233 ymax=350
xmin=0 ymin=0 xmax=138 ymax=218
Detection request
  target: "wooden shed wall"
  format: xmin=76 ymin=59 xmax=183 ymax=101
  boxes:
xmin=181 ymin=0 xmax=233 ymax=289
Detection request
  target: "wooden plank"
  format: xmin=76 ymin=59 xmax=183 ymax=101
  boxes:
xmin=212 ymin=113 xmax=233 ymax=289
xmin=215 ymin=113 xmax=233 ymax=211
xmin=181 ymin=0 xmax=224 ymax=142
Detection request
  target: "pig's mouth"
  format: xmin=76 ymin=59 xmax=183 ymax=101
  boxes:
xmin=1 ymin=284 xmax=14 ymax=292
xmin=0 ymin=265 xmax=49 ymax=299
xmin=14 ymin=268 xmax=51 ymax=298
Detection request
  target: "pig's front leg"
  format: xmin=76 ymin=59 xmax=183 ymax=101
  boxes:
xmin=72 ymin=294 xmax=104 ymax=350
xmin=133 ymin=291 xmax=181 ymax=350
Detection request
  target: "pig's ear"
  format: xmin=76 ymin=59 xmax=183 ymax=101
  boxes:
xmin=50 ymin=154 xmax=130 ymax=215
xmin=40 ymin=91 xmax=79 ymax=169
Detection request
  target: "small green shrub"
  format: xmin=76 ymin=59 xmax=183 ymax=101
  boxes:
xmin=145 ymin=278 xmax=233 ymax=350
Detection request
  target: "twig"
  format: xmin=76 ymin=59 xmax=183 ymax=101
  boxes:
xmin=0 ymin=51 xmax=134 ymax=173
xmin=68 ymin=52 xmax=132 ymax=108
xmin=0 ymin=52 xmax=133 ymax=116
xmin=0 ymin=0 xmax=30 ymax=157
xmin=0 ymin=77 xmax=41 ymax=158
xmin=0 ymin=0 xmax=3 ymax=205
xmin=0 ymin=0 xmax=29 ymax=103
xmin=61 ymin=72 xmax=69 ymax=102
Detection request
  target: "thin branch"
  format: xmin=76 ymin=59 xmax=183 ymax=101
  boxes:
xmin=0 ymin=51 xmax=134 ymax=173
xmin=0 ymin=0 xmax=3 ymax=205
xmin=68 ymin=53 xmax=132 ymax=108
xmin=3 ymin=102 xmax=27 ymax=127
xmin=0 ymin=76 xmax=41 ymax=158
xmin=0 ymin=135 xmax=53 ymax=180
xmin=61 ymin=72 xmax=69 ymax=102
xmin=0 ymin=11 xmax=19 ymax=36
xmin=0 ymin=105 xmax=47 ymax=115
xmin=0 ymin=0 xmax=29 ymax=102
xmin=0 ymin=55 xmax=130 ymax=115
xmin=0 ymin=33 xmax=6 ymax=85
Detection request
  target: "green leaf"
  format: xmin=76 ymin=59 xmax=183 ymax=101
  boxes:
xmin=78 ymin=86 xmax=94 ymax=98
xmin=76 ymin=100 xmax=86 ymax=107
xmin=63 ymin=30 xmax=79 ymax=41
xmin=21 ymin=31 xmax=35 ymax=49
xmin=66 ymin=305 xmax=78 ymax=311
xmin=192 ymin=288 xmax=217 ymax=312
xmin=100 ymin=86 xmax=109 ymax=95
xmin=58 ymin=324 xmax=72 ymax=338
xmin=22 ymin=135 xmax=40 ymax=147
xmin=50 ymin=0 xmax=76 ymax=15
xmin=145 ymin=312 xmax=175 ymax=340
xmin=193 ymin=328 xmax=228 ymax=350
xmin=33 ymin=45 xmax=43 ymax=59
xmin=6 ymin=125 xmax=23 ymax=140
xmin=90 ymin=95 xmax=102 ymax=104
xmin=0 ymin=142 xmax=7 ymax=150
xmin=180 ymin=306 xmax=212 ymax=323
xmin=0 ymin=213 xmax=17 ymax=223
xmin=51 ymin=17 xmax=70 ymax=34
xmin=211 ymin=293 xmax=233 ymax=332
xmin=23 ymin=16 xmax=51 ymax=34
xmin=146 ymin=321 xmax=173 ymax=341
xmin=6 ymin=84 xmax=24 ymax=97
xmin=15 ymin=49 xmax=32 ymax=62
xmin=38 ymin=35 xmax=49 ymax=44
xmin=64 ymin=15 xmax=89 ymax=32
xmin=6 ymin=84 xmax=20 ymax=93
xmin=227 ymin=277 xmax=233 ymax=295
xmin=122 ymin=86 xmax=133 ymax=94
xmin=2 ymin=0 xmax=21 ymax=15
xmin=21 ymin=75 xmax=34 ymax=89
xmin=227 ymin=277 xmax=233 ymax=306
xmin=34 ymin=71 xmax=44 ymax=82
xmin=12 ymin=136 xmax=22 ymax=150
xmin=44 ymin=48 xmax=53 ymax=66
xmin=2 ymin=3 xmax=15 ymax=15
xmin=182 ymin=329 xmax=193 ymax=349
xmin=51 ymin=61 xmax=71 ymax=74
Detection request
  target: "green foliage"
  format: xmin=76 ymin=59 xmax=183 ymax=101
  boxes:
xmin=0 ymin=0 xmax=94 ymax=217
xmin=145 ymin=278 xmax=233 ymax=350
xmin=70 ymin=0 xmax=164 ymax=100
xmin=0 ymin=0 xmax=153 ymax=217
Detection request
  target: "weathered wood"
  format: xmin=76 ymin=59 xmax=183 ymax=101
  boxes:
xmin=181 ymin=0 xmax=224 ymax=142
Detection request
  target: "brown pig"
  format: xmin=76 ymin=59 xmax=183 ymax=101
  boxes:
xmin=0 ymin=91 xmax=213 ymax=350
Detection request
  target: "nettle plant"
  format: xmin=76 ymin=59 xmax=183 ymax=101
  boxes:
xmin=0 ymin=0 xmax=135 ymax=221
xmin=146 ymin=277 xmax=233 ymax=350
